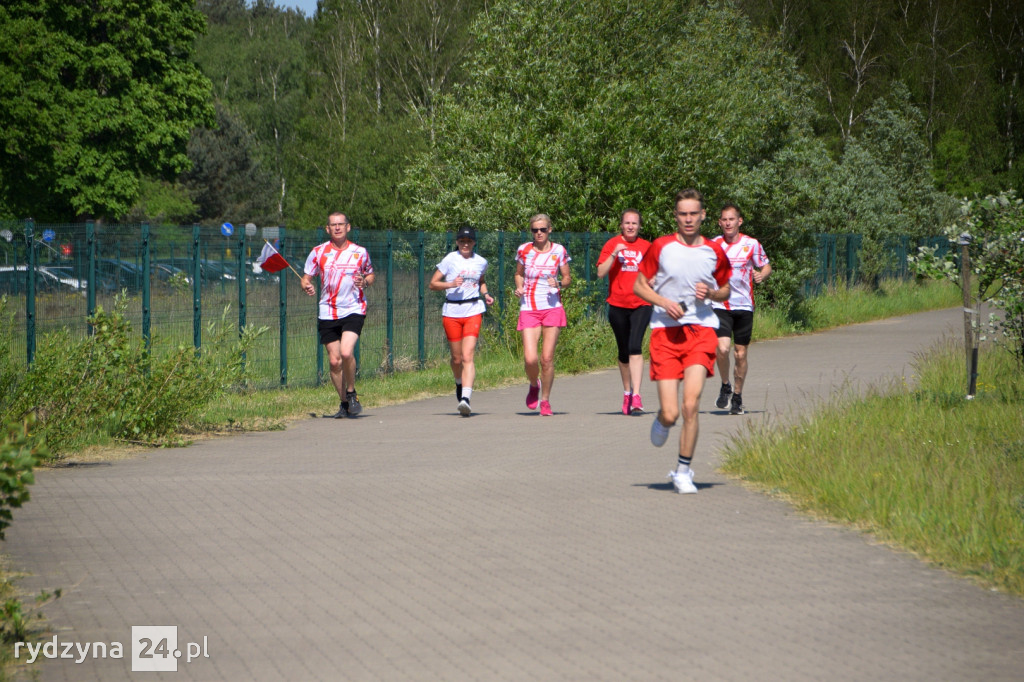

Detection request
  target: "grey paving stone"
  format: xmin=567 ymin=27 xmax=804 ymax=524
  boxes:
xmin=4 ymin=307 xmax=1023 ymax=681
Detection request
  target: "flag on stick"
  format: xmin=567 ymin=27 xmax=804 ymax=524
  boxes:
xmin=255 ymin=240 xmax=290 ymax=274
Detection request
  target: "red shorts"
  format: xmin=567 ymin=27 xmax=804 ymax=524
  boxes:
xmin=649 ymin=325 xmax=718 ymax=380
xmin=443 ymin=314 xmax=483 ymax=342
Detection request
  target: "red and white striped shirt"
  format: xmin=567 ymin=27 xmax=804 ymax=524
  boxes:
xmin=516 ymin=242 xmax=571 ymax=312
xmin=303 ymin=241 xmax=374 ymax=319
xmin=711 ymin=234 xmax=769 ymax=312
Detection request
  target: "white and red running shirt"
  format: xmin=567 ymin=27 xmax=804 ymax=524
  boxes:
xmin=516 ymin=242 xmax=571 ymax=312
xmin=303 ymin=241 xmax=374 ymax=319
xmin=598 ymin=235 xmax=652 ymax=309
xmin=436 ymin=251 xmax=489 ymax=318
xmin=639 ymin=235 xmax=731 ymax=329
xmin=711 ymin=234 xmax=769 ymax=312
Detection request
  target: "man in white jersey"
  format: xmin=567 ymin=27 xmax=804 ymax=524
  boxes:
xmin=634 ymin=189 xmax=731 ymax=494
xmin=301 ymin=212 xmax=375 ymax=418
xmin=711 ymin=203 xmax=771 ymax=415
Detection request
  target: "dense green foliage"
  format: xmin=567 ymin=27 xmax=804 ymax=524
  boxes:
xmin=0 ymin=0 xmax=214 ymax=221
xmin=0 ymin=417 xmax=43 ymax=541
xmin=910 ymin=191 xmax=1024 ymax=365
xmin=403 ymin=1 xmax=814 ymax=235
xmin=2 ymin=0 xmax=1021 ymax=245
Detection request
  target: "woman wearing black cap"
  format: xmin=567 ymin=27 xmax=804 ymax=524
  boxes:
xmin=429 ymin=226 xmax=494 ymax=416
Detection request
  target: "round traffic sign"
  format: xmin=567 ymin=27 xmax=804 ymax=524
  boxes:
xmin=221 ymin=222 xmax=234 ymax=237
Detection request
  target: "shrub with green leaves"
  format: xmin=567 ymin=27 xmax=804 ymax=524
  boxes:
xmin=0 ymin=416 xmax=44 ymax=541
xmin=909 ymin=191 xmax=1024 ymax=366
xmin=0 ymin=297 xmax=265 ymax=455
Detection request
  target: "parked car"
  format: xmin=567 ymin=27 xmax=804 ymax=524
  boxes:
xmin=0 ymin=265 xmax=83 ymax=295
xmin=38 ymin=265 xmax=86 ymax=291
xmin=94 ymin=258 xmax=145 ymax=292
xmin=93 ymin=258 xmax=193 ymax=292
xmin=155 ymin=257 xmax=234 ymax=284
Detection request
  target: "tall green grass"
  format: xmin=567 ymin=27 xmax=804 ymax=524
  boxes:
xmin=721 ymin=340 xmax=1024 ymax=594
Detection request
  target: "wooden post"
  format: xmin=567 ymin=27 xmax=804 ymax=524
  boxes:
xmin=959 ymin=232 xmax=977 ymax=399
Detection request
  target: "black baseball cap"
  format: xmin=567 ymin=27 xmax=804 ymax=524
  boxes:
xmin=456 ymin=225 xmax=476 ymax=241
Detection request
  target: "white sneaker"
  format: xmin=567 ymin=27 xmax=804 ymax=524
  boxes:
xmin=668 ymin=469 xmax=698 ymax=494
xmin=458 ymin=398 xmax=471 ymax=416
xmin=650 ymin=418 xmax=670 ymax=447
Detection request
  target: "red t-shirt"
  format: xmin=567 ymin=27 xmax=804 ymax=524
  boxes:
xmin=598 ymin=235 xmax=652 ymax=309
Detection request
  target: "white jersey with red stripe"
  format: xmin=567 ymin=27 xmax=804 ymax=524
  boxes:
xmin=639 ymin=235 xmax=731 ymax=329
xmin=303 ymin=240 xmax=374 ymax=320
xmin=711 ymin=234 xmax=769 ymax=312
xmin=516 ymin=242 xmax=571 ymax=312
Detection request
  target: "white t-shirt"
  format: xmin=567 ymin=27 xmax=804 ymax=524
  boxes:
xmin=303 ymin=241 xmax=373 ymax=320
xmin=639 ymin=235 xmax=731 ymax=329
xmin=711 ymin=234 xmax=770 ymax=312
xmin=436 ymin=251 xmax=489 ymax=318
xmin=516 ymin=242 xmax=571 ymax=312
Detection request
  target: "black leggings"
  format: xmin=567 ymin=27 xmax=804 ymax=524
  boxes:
xmin=607 ymin=304 xmax=652 ymax=364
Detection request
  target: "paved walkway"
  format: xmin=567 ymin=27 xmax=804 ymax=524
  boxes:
xmin=4 ymin=307 xmax=1023 ymax=681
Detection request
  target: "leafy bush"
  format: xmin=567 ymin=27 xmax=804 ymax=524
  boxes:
xmin=0 ymin=416 xmax=44 ymax=541
xmin=909 ymin=191 xmax=1024 ymax=366
xmin=0 ymin=297 xmax=265 ymax=455
xmin=0 ymin=300 xmax=18 ymax=405
xmin=402 ymin=0 xmax=815 ymax=235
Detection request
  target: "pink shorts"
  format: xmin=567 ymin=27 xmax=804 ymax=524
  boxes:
xmin=649 ymin=325 xmax=718 ymax=380
xmin=517 ymin=307 xmax=568 ymax=330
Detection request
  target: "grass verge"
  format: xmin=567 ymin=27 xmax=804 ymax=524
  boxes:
xmin=721 ymin=340 xmax=1024 ymax=595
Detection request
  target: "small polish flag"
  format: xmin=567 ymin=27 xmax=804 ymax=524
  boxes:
xmin=255 ymin=241 xmax=289 ymax=273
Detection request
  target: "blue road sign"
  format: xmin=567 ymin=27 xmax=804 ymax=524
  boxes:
xmin=42 ymin=229 xmax=56 ymax=242
xmin=221 ymin=222 xmax=234 ymax=237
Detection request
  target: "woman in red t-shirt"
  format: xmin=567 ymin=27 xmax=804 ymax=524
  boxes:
xmin=596 ymin=209 xmax=652 ymax=415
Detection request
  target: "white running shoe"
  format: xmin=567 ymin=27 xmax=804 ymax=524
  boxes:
xmin=668 ymin=469 xmax=698 ymax=494
xmin=458 ymin=398 xmax=472 ymax=416
xmin=650 ymin=418 xmax=670 ymax=447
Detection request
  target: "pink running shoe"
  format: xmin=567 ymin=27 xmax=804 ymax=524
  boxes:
xmin=526 ymin=382 xmax=540 ymax=410
xmin=622 ymin=393 xmax=632 ymax=415
xmin=539 ymin=400 xmax=553 ymax=416
xmin=630 ymin=393 xmax=644 ymax=415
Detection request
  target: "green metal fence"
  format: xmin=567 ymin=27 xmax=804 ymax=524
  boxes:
xmin=0 ymin=220 xmax=947 ymax=388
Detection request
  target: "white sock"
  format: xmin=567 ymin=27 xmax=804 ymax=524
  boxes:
xmin=462 ymin=387 xmax=472 ymax=401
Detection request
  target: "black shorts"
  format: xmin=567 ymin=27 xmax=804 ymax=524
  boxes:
xmin=714 ymin=309 xmax=754 ymax=346
xmin=318 ymin=315 xmax=366 ymax=345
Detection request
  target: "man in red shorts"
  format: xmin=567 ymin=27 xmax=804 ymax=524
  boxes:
xmin=633 ymin=189 xmax=731 ymax=494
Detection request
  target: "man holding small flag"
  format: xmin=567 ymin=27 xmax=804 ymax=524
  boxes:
xmin=301 ymin=212 xmax=375 ymax=418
